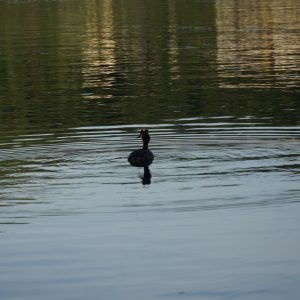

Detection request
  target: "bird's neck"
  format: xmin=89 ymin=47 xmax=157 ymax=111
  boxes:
xmin=143 ymin=141 xmax=148 ymax=149
xmin=142 ymin=135 xmax=150 ymax=149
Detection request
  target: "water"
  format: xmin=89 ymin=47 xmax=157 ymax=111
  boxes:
xmin=0 ymin=0 xmax=300 ymax=299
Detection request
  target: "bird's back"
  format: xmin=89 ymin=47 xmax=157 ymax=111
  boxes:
xmin=128 ymin=149 xmax=154 ymax=167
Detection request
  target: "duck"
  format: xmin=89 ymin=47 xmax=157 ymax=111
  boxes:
xmin=128 ymin=129 xmax=154 ymax=167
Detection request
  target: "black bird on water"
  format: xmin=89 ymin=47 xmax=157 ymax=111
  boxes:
xmin=128 ymin=129 xmax=154 ymax=185
xmin=128 ymin=129 xmax=154 ymax=167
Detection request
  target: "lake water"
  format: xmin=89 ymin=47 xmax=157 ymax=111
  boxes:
xmin=0 ymin=0 xmax=300 ymax=299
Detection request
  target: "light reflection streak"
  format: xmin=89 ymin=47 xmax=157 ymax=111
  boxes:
xmin=215 ymin=0 xmax=300 ymax=89
xmin=81 ymin=0 xmax=116 ymax=100
xmin=168 ymin=0 xmax=180 ymax=80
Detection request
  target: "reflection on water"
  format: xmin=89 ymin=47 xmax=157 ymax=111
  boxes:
xmin=216 ymin=0 xmax=300 ymax=89
xmin=82 ymin=0 xmax=117 ymax=100
xmin=0 ymin=0 xmax=299 ymax=138
xmin=140 ymin=166 xmax=152 ymax=185
xmin=0 ymin=0 xmax=300 ymax=299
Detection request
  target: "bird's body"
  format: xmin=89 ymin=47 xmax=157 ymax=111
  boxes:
xmin=128 ymin=129 xmax=154 ymax=167
xmin=128 ymin=148 xmax=154 ymax=167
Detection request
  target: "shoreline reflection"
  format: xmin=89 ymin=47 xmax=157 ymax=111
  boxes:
xmin=215 ymin=0 xmax=300 ymax=89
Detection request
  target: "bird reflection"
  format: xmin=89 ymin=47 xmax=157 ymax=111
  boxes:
xmin=128 ymin=129 xmax=154 ymax=185
xmin=140 ymin=166 xmax=151 ymax=185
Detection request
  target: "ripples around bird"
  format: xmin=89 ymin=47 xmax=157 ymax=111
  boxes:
xmin=0 ymin=116 xmax=299 ymax=223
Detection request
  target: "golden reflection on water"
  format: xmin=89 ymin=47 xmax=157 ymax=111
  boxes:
xmin=167 ymin=0 xmax=180 ymax=80
xmin=81 ymin=0 xmax=116 ymax=99
xmin=78 ymin=0 xmax=300 ymax=95
xmin=215 ymin=0 xmax=300 ymax=89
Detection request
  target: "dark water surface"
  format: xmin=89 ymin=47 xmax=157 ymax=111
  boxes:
xmin=0 ymin=0 xmax=300 ymax=299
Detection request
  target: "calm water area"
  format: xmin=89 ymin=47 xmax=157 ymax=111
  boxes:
xmin=0 ymin=0 xmax=300 ymax=299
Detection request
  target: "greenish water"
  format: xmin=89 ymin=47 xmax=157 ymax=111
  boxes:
xmin=0 ymin=0 xmax=300 ymax=299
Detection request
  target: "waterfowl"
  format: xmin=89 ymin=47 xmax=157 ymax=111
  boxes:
xmin=128 ymin=129 xmax=154 ymax=167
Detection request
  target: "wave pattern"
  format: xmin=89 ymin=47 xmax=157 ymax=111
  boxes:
xmin=1 ymin=118 xmax=299 ymax=223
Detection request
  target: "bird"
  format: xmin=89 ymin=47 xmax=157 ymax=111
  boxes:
xmin=128 ymin=129 xmax=154 ymax=167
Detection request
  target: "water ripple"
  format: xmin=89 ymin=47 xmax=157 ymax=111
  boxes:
xmin=0 ymin=118 xmax=299 ymax=222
